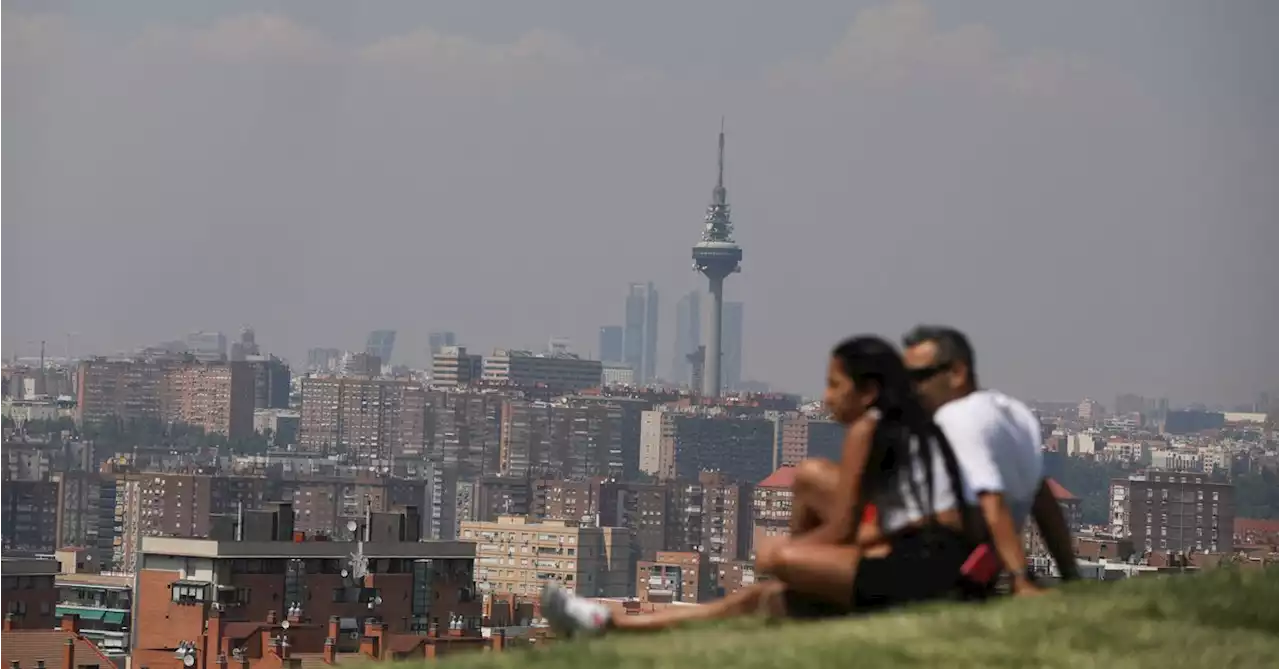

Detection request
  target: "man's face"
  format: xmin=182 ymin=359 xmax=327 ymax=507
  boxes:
xmin=903 ymin=340 xmax=968 ymax=414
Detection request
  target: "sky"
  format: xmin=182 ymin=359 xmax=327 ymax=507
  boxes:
xmin=3 ymin=0 xmax=1276 ymax=405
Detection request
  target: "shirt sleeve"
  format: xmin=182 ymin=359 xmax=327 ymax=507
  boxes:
xmin=938 ymin=405 xmax=1005 ymax=498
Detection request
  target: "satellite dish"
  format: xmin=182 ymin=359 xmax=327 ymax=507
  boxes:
xmin=341 ymin=569 xmax=349 ymax=578
xmin=183 ymin=656 xmax=196 ymax=667
xmin=346 ymin=520 xmax=359 ymax=533
xmin=281 ymin=620 xmax=291 ymax=630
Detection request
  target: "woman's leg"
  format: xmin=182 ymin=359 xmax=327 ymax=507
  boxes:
xmin=790 ymin=458 xmax=840 ymax=534
xmin=542 ymin=581 xmax=787 ymax=635
xmin=609 ymin=581 xmax=788 ymax=632
xmin=756 ymin=541 xmax=863 ymax=610
xmin=791 ymin=458 xmax=885 ymax=548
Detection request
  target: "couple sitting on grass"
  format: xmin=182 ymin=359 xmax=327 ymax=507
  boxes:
xmin=543 ymin=327 xmax=1078 ymax=636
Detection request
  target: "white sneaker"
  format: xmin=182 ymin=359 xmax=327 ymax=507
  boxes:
xmin=541 ymin=583 xmax=611 ymax=637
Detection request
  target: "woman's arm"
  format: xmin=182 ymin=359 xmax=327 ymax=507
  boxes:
xmin=794 ymin=409 xmax=879 ymax=546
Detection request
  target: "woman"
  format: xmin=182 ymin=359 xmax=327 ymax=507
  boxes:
xmin=540 ymin=336 xmax=977 ymax=635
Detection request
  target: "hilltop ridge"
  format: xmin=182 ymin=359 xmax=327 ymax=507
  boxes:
xmin=432 ymin=568 xmax=1277 ymax=669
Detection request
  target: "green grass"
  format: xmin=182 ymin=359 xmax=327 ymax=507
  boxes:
xmin=435 ymin=568 xmax=1277 ymax=669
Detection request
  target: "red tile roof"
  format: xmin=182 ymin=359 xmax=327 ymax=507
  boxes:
xmin=1044 ymin=478 xmax=1078 ymax=500
xmin=758 ymin=466 xmax=798 ymax=488
xmin=1 ymin=630 xmax=118 ymax=669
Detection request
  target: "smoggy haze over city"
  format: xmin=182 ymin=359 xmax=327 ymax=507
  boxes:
xmin=3 ymin=0 xmax=1275 ymax=405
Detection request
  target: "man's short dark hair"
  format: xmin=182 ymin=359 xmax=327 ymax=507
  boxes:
xmin=902 ymin=325 xmax=977 ymax=386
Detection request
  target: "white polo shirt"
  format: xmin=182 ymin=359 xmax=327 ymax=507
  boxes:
xmin=933 ymin=389 xmax=1043 ymax=529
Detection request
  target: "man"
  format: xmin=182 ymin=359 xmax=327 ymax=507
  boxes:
xmin=901 ymin=325 xmax=1079 ymax=594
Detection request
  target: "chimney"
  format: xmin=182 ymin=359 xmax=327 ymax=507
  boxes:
xmin=327 ymin=616 xmax=340 ymax=642
xmin=427 ymin=623 xmax=438 ymax=638
xmin=266 ymin=610 xmax=278 ymax=625
xmin=63 ymin=637 xmax=75 ymax=669
xmin=359 ymin=620 xmax=385 ymax=661
xmin=3 ymin=614 xmax=13 ymax=632
xmin=323 ymin=638 xmax=337 ymax=665
xmin=491 ymin=629 xmax=505 ymax=652
xmin=60 ymin=613 xmax=80 ymax=634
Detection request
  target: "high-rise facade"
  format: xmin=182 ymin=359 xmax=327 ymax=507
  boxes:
xmin=623 ymin=283 xmax=659 ymax=384
xmin=163 ymin=361 xmax=256 ymax=438
xmin=722 ymin=301 xmax=743 ymax=391
xmin=297 ymin=377 xmax=429 ymax=460
xmin=365 ymin=329 xmax=397 ymax=366
xmin=672 ymin=291 xmax=701 ymax=386
xmin=598 ymin=326 xmax=624 ymax=364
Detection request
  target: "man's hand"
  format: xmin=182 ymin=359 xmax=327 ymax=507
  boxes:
xmin=1011 ymin=575 xmax=1046 ymax=597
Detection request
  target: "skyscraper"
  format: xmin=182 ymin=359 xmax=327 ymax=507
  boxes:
xmin=623 ymin=283 xmax=659 ymax=384
xmin=722 ymin=301 xmax=743 ymax=391
xmin=428 ymin=331 xmax=457 ymax=357
xmin=691 ymin=120 xmax=742 ymax=397
xmin=598 ymin=326 xmax=624 ymax=363
xmin=672 ymin=291 xmax=701 ymax=386
xmin=365 ymin=330 xmax=397 ymax=366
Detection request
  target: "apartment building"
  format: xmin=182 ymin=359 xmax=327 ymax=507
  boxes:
xmin=482 ymin=350 xmax=602 ymax=391
xmin=1025 ymin=478 xmax=1081 ymax=559
xmin=0 ymin=557 xmax=59 ymax=629
xmin=131 ymin=506 xmax=481 ymax=669
xmin=1110 ymin=470 xmax=1235 ymax=553
xmin=752 ymin=466 xmax=796 ymax=559
xmin=54 ymin=471 xmax=120 ymax=568
xmin=75 ymin=358 xmax=170 ymax=426
xmin=666 ymin=472 xmax=753 ymax=564
xmin=163 ymin=361 xmax=256 ymax=438
xmin=431 ymin=346 xmax=484 ymax=387
xmin=499 ymin=399 xmax=624 ymax=480
xmin=461 ymin=515 xmax=630 ymax=599
xmin=298 ymin=377 xmax=429 ymax=459
xmin=1 ymin=480 xmax=59 ymax=554
xmin=639 ymin=409 xmax=775 ymax=484
xmin=772 ymin=412 xmax=843 ymax=468
xmin=635 ymin=551 xmax=715 ymax=604
xmin=428 ymin=390 xmax=504 ymax=477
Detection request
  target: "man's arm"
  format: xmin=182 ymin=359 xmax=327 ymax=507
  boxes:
xmin=1032 ymin=479 xmax=1079 ymax=581
xmin=977 ymin=492 xmax=1041 ymax=595
xmin=941 ymin=408 xmax=1040 ymax=594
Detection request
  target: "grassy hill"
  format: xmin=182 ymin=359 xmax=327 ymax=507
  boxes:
xmin=435 ymin=567 xmax=1276 ymax=669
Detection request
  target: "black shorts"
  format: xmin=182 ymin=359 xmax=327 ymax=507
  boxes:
xmin=783 ymin=526 xmax=973 ymax=619
xmin=852 ymin=526 xmax=973 ymax=612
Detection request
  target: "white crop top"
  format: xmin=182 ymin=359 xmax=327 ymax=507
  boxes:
xmin=871 ymin=431 xmax=960 ymax=533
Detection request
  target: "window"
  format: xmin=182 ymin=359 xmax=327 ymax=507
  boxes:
xmin=172 ymin=583 xmax=208 ymax=604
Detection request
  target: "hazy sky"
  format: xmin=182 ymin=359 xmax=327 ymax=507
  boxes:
xmin=4 ymin=0 xmax=1276 ymax=405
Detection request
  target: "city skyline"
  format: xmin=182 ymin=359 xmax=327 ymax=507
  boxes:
xmin=2 ymin=0 xmax=1274 ymax=405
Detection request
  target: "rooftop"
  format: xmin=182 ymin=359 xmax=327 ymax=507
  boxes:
xmin=426 ymin=567 xmax=1277 ymax=669
xmin=54 ymin=573 xmax=132 ymax=589
xmin=757 ymin=466 xmax=798 ymax=489
xmin=139 ymin=536 xmax=475 ymax=559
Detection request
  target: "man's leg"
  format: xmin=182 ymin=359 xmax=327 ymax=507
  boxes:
xmin=542 ymin=581 xmax=787 ymax=636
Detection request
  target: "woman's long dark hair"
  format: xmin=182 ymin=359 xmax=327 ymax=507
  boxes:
xmin=832 ymin=336 xmax=963 ymax=531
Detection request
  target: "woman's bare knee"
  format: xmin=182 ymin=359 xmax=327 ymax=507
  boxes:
xmin=795 ymin=458 xmax=839 ymax=493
